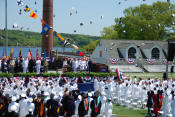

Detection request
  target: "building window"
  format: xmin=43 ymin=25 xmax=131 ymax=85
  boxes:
xmin=100 ymin=50 xmax=102 ymax=57
xmin=152 ymin=48 xmax=160 ymax=59
xmin=128 ymin=47 xmax=136 ymax=58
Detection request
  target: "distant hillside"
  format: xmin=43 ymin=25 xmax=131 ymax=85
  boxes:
xmin=0 ymin=30 xmax=99 ymax=47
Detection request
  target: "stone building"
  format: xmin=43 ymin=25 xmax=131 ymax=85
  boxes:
xmin=91 ymin=39 xmax=175 ymax=72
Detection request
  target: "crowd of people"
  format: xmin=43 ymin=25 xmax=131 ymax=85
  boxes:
xmin=0 ymin=75 xmax=114 ymax=117
xmin=0 ymin=57 xmax=93 ymax=74
xmin=0 ymin=73 xmax=174 ymax=117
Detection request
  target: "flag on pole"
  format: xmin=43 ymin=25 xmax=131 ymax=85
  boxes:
xmin=1 ymin=49 xmax=6 ymax=61
xmin=41 ymin=24 xmax=52 ymax=35
xmin=7 ymin=48 xmax=14 ymax=60
xmin=72 ymin=44 xmax=79 ymax=50
xmin=43 ymin=50 xmax=46 ymax=60
xmin=36 ymin=48 xmax=40 ymax=59
xmin=49 ymin=51 xmax=53 ymax=62
xmin=30 ymin=11 xmax=37 ymax=19
xmin=76 ymin=51 xmax=84 ymax=56
xmin=19 ymin=48 xmax=22 ymax=58
xmin=27 ymin=49 xmax=33 ymax=59
xmin=17 ymin=0 xmax=24 ymax=7
xmin=41 ymin=19 xmax=45 ymax=27
xmin=53 ymin=31 xmax=64 ymax=44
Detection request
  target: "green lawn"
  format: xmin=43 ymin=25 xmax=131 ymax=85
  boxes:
xmin=124 ymin=72 xmax=175 ymax=79
xmin=113 ymin=105 xmax=147 ymax=117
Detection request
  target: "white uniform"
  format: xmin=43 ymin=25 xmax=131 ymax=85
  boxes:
xmin=36 ymin=60 xmax=41 ymax=74
xmin=19 ymin=98 xmax=28 ymax=117
xmin=171 ymin=98 xmax=175 ymax=117
xmin=105 ymin=101 xmax=113 ymax=117
xmin=75 ymin=99 xmax=81 ymax=115
xmin=8 ymin=101 xmax=19 ymax=113
xmin=22 ymin=59 xmax=28 ymax=73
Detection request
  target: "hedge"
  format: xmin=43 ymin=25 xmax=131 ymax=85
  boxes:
xmin=0 ymin=72 xmax=116 ymax=78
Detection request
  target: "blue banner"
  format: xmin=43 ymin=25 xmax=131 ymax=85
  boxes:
xmin=78 ymin=83 xmax=94 ymax=92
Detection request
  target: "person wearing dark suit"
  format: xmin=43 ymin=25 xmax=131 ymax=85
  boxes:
xmin=90 ymin=91 xmax=101 ymax=117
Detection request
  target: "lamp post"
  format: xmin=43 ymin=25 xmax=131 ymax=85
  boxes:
xmin=5 ymin=0 xmax=8 ymax=56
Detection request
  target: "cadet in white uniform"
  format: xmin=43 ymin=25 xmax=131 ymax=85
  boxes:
xmin=36 ymin=58 xmax=41 ymax=74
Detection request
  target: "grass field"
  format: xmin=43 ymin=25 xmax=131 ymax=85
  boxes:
xmin=113 ymin=105 xmax=147 ymax=117
xmin=124 ymin=72 xmax=175 ymax=79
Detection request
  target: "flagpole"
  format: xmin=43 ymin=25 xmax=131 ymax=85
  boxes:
xmin=5 ymin=0 xmax=8 ymax=56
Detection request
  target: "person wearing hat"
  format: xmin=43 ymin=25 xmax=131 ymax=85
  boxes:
xmin=171 ymin=90 xmax=175 ymax=117
xmin=105 ymin=98 xmax=113 ymax=117
xmin=26 ymin=108 xmax=35 ymax=117
xmin=90 ymin=91 xmax=101 ymax=117
xmin=87 ymin=92 xmax=93 ymax=116
xmin=26 ymin=98 xmax=35 ymax=116
xmin=19 ymin=93 xmax=28 ymax=117
xmin=8 ymin=96 xmax=19 ymax=113
xmin=78 ymin=93 xmax=89 ymax=117
xmin=74 ymin=95 xmax=81 ymax=115
xmin=6 ymin=105 xmax=19 ymax=117
xmin=46 ymin=93 xmax=58 ymax=117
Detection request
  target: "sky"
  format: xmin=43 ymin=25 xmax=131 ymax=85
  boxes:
xmin=0 ymin=0 xmax=172 ymax=36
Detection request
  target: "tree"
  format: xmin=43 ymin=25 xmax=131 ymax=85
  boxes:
xmin=101 ymin=1 xmax=175 ymax=40
xmin=100 ymin=25 xmax=118 ymax=39
xmin=114 ymin=1 xmax=175 ymax=40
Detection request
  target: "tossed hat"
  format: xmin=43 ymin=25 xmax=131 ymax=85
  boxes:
xmin=21 ymin=93 xmax=26 ymax=98
xmin=28 ymin=108 xmax=33 ymax=112
xmin=88 ymin=92 xmax=92 ymax=97
xmin=10 ymin=105 xmax=17 ymax=112
xmin=12 ymin=96 xmax=17 ymax=102
xmin=78 ymin=95 xmax=82 ymax=100
xmin=44 ymin=92 xmax=49 ymax=96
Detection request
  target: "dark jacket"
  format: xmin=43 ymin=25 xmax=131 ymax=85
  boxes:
xmin=90 ymin=97 xmax=101 ymax=117
xmin=46 ymin=99 xmax=59 ymax=117
xmin=78 ymin=99 xmax=89 ymax=117
xmin=6 ymin=111 xmax=19 ymax=117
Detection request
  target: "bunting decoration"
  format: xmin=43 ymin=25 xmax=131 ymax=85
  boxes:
xmin=41 ymin=24 xmax=52 ymax=35
xmin=17 ymin=0 xmax=24 ymax=7
xmin=24 ymin=5 xmax=31 ymax=12
xmin=146 ymin=59 xmax=156 ymax=65
xmin=54 ymin=31 xmax=64 ymax=44
xmin=72 ymin=44 xmax=79 ymax=50
xmin=7 ymin=48 xmax=14 ymax=60
xmin=36 ymin=48 xmax=40 ymax=59
xmin=162 ymin=59 xmax=171 ymax=65
xmin=27 ymin=49 xmax=33 ymax=59
xmin=63 ymin=39 xmax=71 ymax=47
xmin=126 ymin=58 xmax=136 ymax=64
xmin=41 ymin=19 xmax=46 ymax=27
xmin=110 ymin=58 xmax=119 ymax=65
xmin=30 ymin=11 xmax=38 ymax=19
xmin=19 ymin=48 xmax=22 ymax=58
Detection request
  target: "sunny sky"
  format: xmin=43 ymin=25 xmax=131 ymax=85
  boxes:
xmin=0 ymin=0 xmax=172 ymax=36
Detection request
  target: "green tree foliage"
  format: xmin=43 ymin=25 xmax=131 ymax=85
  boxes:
xmin=101 ymin=25 xmax=118 ymax=39
xmin=0 ymin=30 xmax=99 ymax=47
xmin=82 ymin=39 xmax=100 ymax=53
xmin=101 ymin=1 xmax=175 ymax=41
xmin=114 ymin=1 xmax=175 ymax=40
